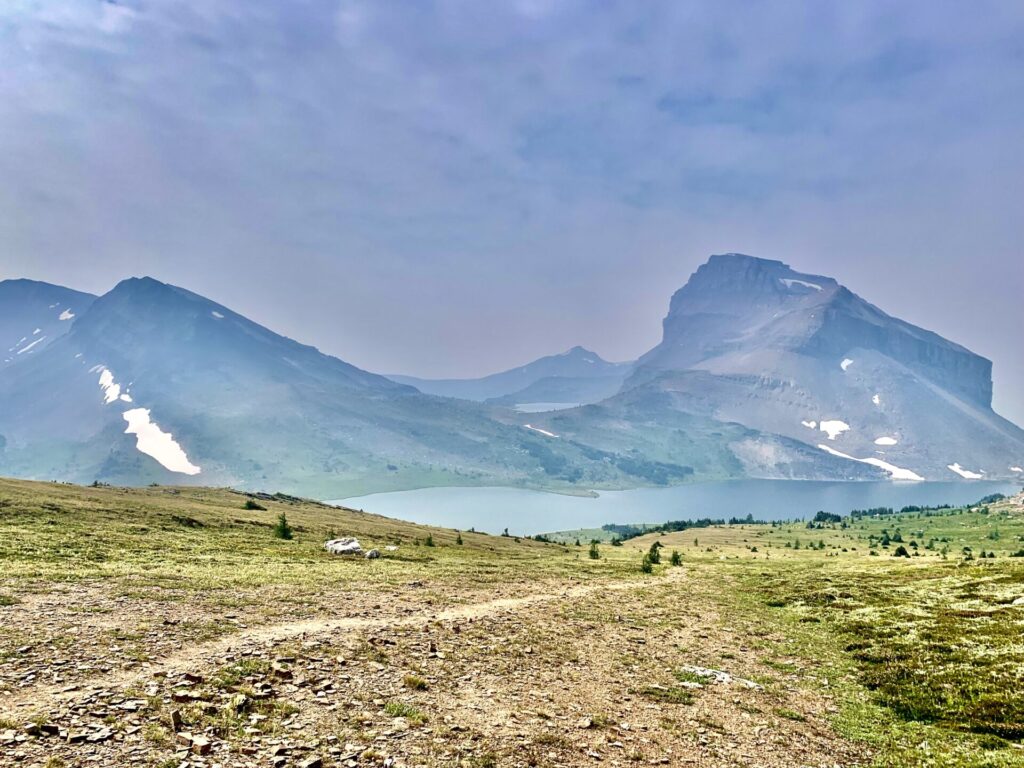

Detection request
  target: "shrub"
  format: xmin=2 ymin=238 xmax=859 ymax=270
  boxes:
xmin=272 ymin=512 xmax=293 ymax=540
xmin=243 ymin=498 xmax=266 ymax=511
xmin=588 ymin=542 xmax=600 ymax=560
xmin=403 ymin=674 xmax=428 ymax=690
xmin=648 ymin=541 xmax=663 ymax=564
xmin=892 ymin=545 xmax=910 ymax=558
xmin=669 ymin=550 xmax=682 ymax=566
xmin=456 ymin=532 xmax=463 ymax=545
xmin=640 ymin=554 xmax=653 ymax=574
xmin=424 ymin=534 xmax=435 ymax=547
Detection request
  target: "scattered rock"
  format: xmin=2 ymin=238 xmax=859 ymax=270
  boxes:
xmin=190 ymin=734 xmax=212 ymax=755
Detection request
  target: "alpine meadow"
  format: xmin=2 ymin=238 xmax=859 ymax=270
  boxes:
xmin=1 ymin=3 xmax=1022 ymax=768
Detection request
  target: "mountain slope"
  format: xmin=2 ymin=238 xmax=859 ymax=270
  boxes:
xmin=1 ymin=279 xmax=96 ymax=367
xmin=544 ymin=254 xmax=1024 ymax=482
xmin=390 ymin=346 xmax=633 ymax=405
xmin=0 ymin=278 xmax=676 ymax=495
xmin=2 ymin=259 xmax=1020 ymax=493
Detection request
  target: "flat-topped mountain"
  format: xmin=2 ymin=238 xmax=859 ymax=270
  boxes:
xmin=524 ymin=254 xmax=1024 ymax=482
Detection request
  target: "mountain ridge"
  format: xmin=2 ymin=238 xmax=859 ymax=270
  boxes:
xmin=389 ymin=344 xmax=634 ymax=405
xmin=1 ymin=256 xmax=1021 ymax=493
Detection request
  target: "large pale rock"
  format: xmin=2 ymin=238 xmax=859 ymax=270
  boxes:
xmin=325 ymin=538 xmax=363 ymax=555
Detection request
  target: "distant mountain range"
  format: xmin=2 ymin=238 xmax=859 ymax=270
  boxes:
xmin=2 ymin=254 xmax=1021 ymax=495
xmin=388 ymin=345 xmax=633 ymax=407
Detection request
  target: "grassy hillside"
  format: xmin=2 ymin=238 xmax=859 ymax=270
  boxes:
xmin=1 ymin=478 xmax=1023 ymax=767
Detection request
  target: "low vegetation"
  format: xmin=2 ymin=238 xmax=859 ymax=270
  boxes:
xmin=1 ymin=478 xmax=1022 ymax=767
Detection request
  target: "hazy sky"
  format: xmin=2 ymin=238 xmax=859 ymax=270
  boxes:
xmin=1 ymin=1 xmax=1022 ymax=422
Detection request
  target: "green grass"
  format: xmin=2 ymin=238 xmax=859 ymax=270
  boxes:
xmin=638 ymin=686 xmax=696 ymax=704
xmin=2 ymin=477 xmax=1023 ymax=767
xmin=384 ymin=701 xmax=427 ymax=723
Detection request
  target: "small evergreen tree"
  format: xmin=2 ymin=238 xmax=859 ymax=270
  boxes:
xmin=648 ymin=541 xmax=663 ymax=565
xmin=425 ymin=534 xmax=435 ymax=547
xmin=273 ymin=512 xmax=293 ymax=540
xmin=456 ymin=532 xmax=463 ymax=545
xmin=669 ymin=550 xmax=682 ymax=566
xmin=640 ymin=554 xmax=654 ymax=574
xmin=588 ymin=542 xmax=600 ymax=560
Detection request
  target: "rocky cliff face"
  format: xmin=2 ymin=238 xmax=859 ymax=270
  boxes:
xmin=615 ymin=254 xmax=1021 ymax=480
xmin=642 ymin=253 xmax=992 ymax=407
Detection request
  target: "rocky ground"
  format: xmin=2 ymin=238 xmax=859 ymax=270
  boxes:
xmin=1 ymin=568 xmax=861 ymax=768
xmin=6 ymin=478 xmax=1023 ymax=767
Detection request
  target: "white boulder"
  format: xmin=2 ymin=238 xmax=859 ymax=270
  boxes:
xmin=325 ymin=538 xmax=363 ymax=555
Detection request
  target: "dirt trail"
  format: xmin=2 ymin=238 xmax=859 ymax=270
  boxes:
xmin=1 ymin=571 xmax=681 ymax=718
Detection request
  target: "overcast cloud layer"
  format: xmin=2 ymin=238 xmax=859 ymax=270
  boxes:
xmin=1 ymin=1 xmax=1022 ymax=422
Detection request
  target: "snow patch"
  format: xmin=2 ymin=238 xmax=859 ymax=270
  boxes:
xmin=211 ymin=311 xmax=224 ymax=319
xmin=818 ymin=444 xmax=923 ymax=481
xmin=122 ymin=409 xmax=201 ymax=475
xmin=872 ymin=394 xmax=881 ymax=406
xmin=947 ymin=463 xmax=984 ymax=480
xmin=1011 ymin=467 xmax=1023 ymax=473
xmin=524 ymin=424 xmax=558 ymax=438
xmin=16 ymin=336 xmax=45 ymax=355
xmin=32 ymin=328 xmax=41 ymax=335
xmin=780 ymin=278 xmax=822 ymax=292
xmin=874 ymin=436 xmax=898 ymax=446
xmin=819 ymin=420 xmax=850 ymax=440
xmin=59 ymin=309 xmax=75 ymax=321
xmin=120 ymin=394 xmax=133 ymax=403
xmin=801 ymin=420 xmax=817 ymax=429
xmin=97 ymin=368 xmax=122 ymax=403
xmin=840 ymin=358 xmax=853 ymax=371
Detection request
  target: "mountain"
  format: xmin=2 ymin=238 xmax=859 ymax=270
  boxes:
xmin=0 ymin=278 xmax=687 ymax=496
xmin=1 ymin=279 xmax=96 ymax=367
xmin=521 ymin=254 xmax=1024 ymax=482
xmin=389 ymin=346 xmax=633 ymax=406
xmin=2 ymin=257 xmax=1021 ymax=494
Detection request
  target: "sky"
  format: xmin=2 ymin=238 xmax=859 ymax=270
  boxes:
xmin=1 ymin=1 xmax=1022 ymax=422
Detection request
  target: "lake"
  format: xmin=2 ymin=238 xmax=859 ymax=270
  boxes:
xmin=331 ymin=480 xmax=1020 ymax=536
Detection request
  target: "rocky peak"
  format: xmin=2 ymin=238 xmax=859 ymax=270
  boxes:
xmin=668 ymin=254 xmax=838 ymax=317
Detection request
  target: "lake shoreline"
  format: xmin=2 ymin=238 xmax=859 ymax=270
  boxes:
xmin=330 ymin=479 xmax=1021 ymax=537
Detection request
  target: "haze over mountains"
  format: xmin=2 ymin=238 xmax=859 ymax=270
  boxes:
xmin=390 ymin=346 xmax=633 ymax=408
xmin=2 ymin=254 xmax=1021 ymax=496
